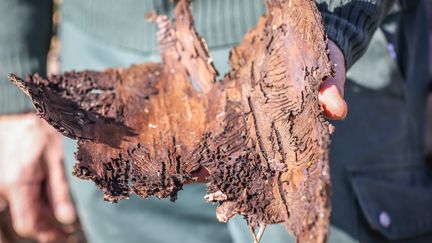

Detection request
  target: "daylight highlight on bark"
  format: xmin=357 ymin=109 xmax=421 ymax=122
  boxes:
xmin=9 ymin=0 xmax=333 ymax=242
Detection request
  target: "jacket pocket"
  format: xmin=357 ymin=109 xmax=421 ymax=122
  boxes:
xmin=348 ymin=162 xmax=432 ymax=240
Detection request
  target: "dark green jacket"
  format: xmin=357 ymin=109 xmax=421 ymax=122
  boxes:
xmin=0 ymin=0 xmax=52 ymax=114
xmin=331 ymin=1 xmax=432 ymax=242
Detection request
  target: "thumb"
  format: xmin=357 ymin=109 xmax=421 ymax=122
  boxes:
xmin=319 ymin=40 xmax=348 ymax=120
xmin=319 ymin=83 xmax=347 ymax=120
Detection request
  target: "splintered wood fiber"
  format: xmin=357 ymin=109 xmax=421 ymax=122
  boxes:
xmin=9 ymin=0 xmax=334 ymax=242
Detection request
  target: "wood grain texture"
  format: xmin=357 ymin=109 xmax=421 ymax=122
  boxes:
xmin=9 ymin=0 xmax=333 ymax=242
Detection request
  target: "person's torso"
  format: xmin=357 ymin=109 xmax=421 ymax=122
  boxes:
xmin=59 ymin=0 xmax=432 ymax=242
xmin=330 ymin=1 xmax=432 ymax=242
xmin=61 ymin=0 xmax=265 ymax=54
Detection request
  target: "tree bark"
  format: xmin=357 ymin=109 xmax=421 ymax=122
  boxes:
xmin=9 ymin=0 xmax=333 ymax=242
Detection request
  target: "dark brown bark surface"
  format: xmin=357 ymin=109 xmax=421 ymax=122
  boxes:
xmin=9 ymin=0 xmax=333 ymax=242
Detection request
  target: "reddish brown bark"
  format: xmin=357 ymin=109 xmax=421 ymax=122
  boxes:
xmin=9 ymin=0 xmax=333 ymax=242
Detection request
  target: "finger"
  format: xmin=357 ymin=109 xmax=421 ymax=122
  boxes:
xmin=45 ymin=134 xmax=77 ymax=225
xmin=327 ymin=40 xmax=346 ymax=97
xmin=322 ymin=70 xmax=345 ymax=98
xmin=8 ymin=171 xmax=41 ymax=238
xmin=35 ymin=228 xmax=66 ymax=243
xmin=8 ymin=183 xmax=65 ymax=242
xmin=320 ymin=40 xmax=348 ymax=120
xmin=0 ymin=196 xmax=7 ymax=212
xmin=319 ymin=82 xmax=348 ymax=120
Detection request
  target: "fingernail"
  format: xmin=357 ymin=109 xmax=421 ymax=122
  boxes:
xmin=56 ymin=204 xmax=76 ymax=225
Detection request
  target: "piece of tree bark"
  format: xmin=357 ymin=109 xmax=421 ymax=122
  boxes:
xmin=9 ymin=0 xmax=333 ymax=242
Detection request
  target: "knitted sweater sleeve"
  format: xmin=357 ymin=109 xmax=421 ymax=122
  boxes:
xmin=0 ymin=0 xmax=52 ymax=115
xmin=316 ymin=0 xmax=392 ymax=69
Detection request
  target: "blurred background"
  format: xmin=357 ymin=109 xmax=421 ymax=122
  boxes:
xmin=0 ymin=1 xmax=84 ymax=242
xmin=427 ymin=1 xmax=432 ymax=164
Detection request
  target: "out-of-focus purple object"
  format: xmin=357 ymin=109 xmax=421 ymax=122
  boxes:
xmin=387 ymin=43 xmax=397 ymax=59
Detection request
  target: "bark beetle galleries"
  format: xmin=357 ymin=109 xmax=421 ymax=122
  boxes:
xmin=8 ymin=0 xmax=334 ymax=242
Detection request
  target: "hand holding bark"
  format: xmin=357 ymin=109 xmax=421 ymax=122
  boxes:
xmin=7 ymin=0 xmax=333 ymax=241
xmin=319 ymin=40 xmax=348 ymax=120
